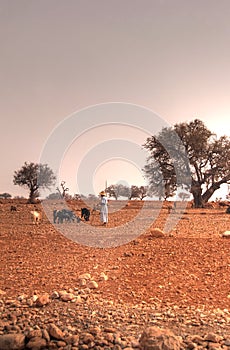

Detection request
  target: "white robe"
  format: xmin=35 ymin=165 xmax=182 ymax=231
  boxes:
xmin=100 ymin=196 xmax=108 ymax=223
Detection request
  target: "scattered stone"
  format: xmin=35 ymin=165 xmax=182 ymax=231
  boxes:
xmin=149 ymin=228 xmax=165 ymax=238
xmin=223 ymin=339 xmax=230 ymax=346
xmin=88 ymin=326 xmax=101 ymax=336
xmin=208 ymin=342 xmax=222 ymax=350
xmin=80 ymin=332 xmax=95 ymax=344
xmin=204 ymin=332 xmax=222 ymax=343
xmin=78 ymin=273 xmax=91 ymax=280
xmin=42 ymin=328 xmax=50 ymax=342
xmin=0 ymin=292 xmax=230 ymax=350
xmin=26 ymin=329 xmax=43 ymax=339
xmin=48 ymin=323 xmax=64 ymax=340
xmin=99 ymin=272 xmax=109 ymax=281
xmin=87 ymin=280 xmax=98 ymax=289
xmin=26 ymin=336 xmax=47 ymax=350
xmin=75 ymin=295 xmax=83 ymax=303
xmin=190 ymin=334 xmax=206 ymax=345
xmin=35 ymin=293 xmax=50 ymax=307
xmin=71 ymin=334 xmax=80 ymax=345
xmin=60 ymin=292 xmax=75 ymax=302
xmin=32 ymin=294 xmax=38 ymax=302
xmin=221 ymin=230 xmax=230 ymax=238
xmin=139 ymin=326 xmax=182 ymax=350
xmin=51 ymin=291 xmax=59 ymax=299
xmin=56 ymin=340 xmax=67 ymax=347
xmin=2 ymin=202 xmax=230 ymax=349
xmin=0 ymin=333 xmax=25 ymax=350
xmin=17 ymin=294 xmax=27 ymax=301
xmin=79 ymin=278 xmax=87 ymax=286
xmin=124 ymin=252 xmax=134 ymax=257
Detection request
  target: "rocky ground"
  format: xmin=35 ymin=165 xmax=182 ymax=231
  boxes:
xmin=0 ymin=199 xmax=230 ymax=349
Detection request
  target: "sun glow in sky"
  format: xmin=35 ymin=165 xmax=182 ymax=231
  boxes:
xmin=0 ymin=1 xmax=230 ymax=199
xmin=59 ymin=154 xmax=148 ymax=197
xmin=56 ymin=120 xmax=150 ymax=196
xmin=93 ymin=158 xmax=147 ymax=195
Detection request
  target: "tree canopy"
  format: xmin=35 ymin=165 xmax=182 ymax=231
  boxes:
xmin=105 ymin=184 xmax=131 ymax=200
xmin=0 ymin=193 xmax=12 ymax=199
xmin=104 ymin=184 xmax=149 ymax=200
xmin=143 ymin=119 xmax=230 ymax=207
xmin=13 ymin=162 xmax=56 ymax=203
xmin=129 ymin=185 xmax=148 ymax=200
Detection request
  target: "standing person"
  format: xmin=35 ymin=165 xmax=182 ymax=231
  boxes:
xmin=99 ymin=191 xmax=108 ymax=225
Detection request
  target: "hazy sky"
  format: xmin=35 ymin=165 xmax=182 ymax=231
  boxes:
xmin=0 ymin=0 xmax=230 ymax=198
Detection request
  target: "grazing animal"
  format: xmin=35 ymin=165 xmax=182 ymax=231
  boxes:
xmin=226 ymin=206 xmax=230 ymax=214
xmin=81 ymin=207 xmax=90 ymax=221
xmin=10 ymin=205 xmax=17 ymax=211
xmin=53 ymin=209 xmax=78 ymax=224
xmin=62 ymin=209 xmax=76 ymax=222
xmin=53 ymin=209 xmax=58 ymax=223
xmin=75 ymin=215 xmax=81 ymax=223
xmin=31 ymin=210 xmax=41 ymax=224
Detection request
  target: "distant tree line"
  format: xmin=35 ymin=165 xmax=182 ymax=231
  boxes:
xmin=11 ymin=119 xmax=230 ymax=207
xmin=0 ymin=193 xmax=12 ymax=199
xmin=46 ymin=185 xmax=149 ymax=201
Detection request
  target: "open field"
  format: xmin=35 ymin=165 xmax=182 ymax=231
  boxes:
xmin=0 ymin=199 xmax=230 ymax=349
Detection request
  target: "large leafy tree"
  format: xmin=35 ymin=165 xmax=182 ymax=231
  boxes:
xmin=143 ymin=119 xmax=230 ymax=207
xmin=144 ymin=125 xmax=190 ymax=201
xmin=13 ymin=162 xmax=56 ymax=203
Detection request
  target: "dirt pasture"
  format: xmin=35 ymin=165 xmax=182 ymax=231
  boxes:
xmin=0 ymin=199 xmax=230 ymax=310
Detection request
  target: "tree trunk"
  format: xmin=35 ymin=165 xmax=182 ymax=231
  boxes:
xmin=28 ymin=188 xmax=39 ymax=204
xmin=202 ymin=183 xmax=221 ymax=203
xmin=192 ymin=192 xmax=204 ymax=208
xmin=191 ymin=181 xmax=204 ymax=208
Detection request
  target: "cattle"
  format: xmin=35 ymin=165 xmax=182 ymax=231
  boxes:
xmin=31 ymin=210 xmax=42 ymax=224
xmin=10 ymin=205 xmax=17 ymax=211
xmin=81 ymin=207 xmax=90 ymax=221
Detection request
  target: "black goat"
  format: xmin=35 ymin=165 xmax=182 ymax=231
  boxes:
xmin=81 ymin=207 xmax=90 ymax=221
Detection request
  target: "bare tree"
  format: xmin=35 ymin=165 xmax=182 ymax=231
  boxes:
xmin=56 ymin=181 xmax=69 ymax=198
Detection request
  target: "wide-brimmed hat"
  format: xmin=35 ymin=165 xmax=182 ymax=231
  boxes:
xmin=100 ymin=191 xmax=106 ymax=196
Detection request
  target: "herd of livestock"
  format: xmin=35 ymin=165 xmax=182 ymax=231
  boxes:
xmin=9 ymin=202 xmax=230 ymax=225
xmin=9 ymin=205 xmax=92 ymax=225
xmin=53 ymin=208 xmax=91 ymax=224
